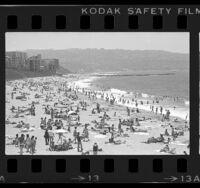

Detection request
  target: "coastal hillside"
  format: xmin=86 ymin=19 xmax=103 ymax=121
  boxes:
xmin=26 ymin=49 xmax=189 ymax=73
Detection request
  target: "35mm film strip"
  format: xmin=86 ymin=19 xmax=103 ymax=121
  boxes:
xmin=0 ymin=4 xmax=199 ymax=183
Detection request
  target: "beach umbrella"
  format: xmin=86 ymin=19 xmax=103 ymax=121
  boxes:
xmin=51 ymin=129 xmax=68 ymax=134
xmin=68 ymin=111 xmax=77 ymax=115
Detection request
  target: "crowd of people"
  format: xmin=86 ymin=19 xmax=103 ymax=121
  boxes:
xmin=5 ymin=76 xmax=190 ymax=155
xmin=12 ymin=133 xmax=37 ymax=155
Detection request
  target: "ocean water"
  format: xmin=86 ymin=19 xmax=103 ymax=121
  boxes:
xmin=93 ymin=71 xmax=189 ymax=100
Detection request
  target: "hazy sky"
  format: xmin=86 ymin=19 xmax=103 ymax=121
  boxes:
xmin=6 ymin=32 xmax=189 ymax=53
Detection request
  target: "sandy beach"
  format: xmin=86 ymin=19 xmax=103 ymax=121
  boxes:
xmin=5 ymin=75 xmax=190 ymax=155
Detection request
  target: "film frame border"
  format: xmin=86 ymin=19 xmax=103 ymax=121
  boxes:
xmin=0 ymin=4 xmax=199 ymax=183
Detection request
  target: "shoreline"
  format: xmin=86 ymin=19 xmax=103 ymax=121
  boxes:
xmin=71 ymin=74 xmax=190 ymax=121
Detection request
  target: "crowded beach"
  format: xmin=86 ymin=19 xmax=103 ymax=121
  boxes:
xmin=5 ymin=75 xmax=190 ymax=155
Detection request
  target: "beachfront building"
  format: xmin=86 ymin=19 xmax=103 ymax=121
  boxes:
xmin=26 ymin=54 xmax=42 ymax=72
xmin=40 ymin=59 xmax=59 ymax=74
xmin=6 ymin=56 xmax=12 ymax=68
xmin=26 ymin=55 xmax=59 ymax=73
xmin=6 ymin=51 xmax=60 ymax=74
xmin=6 ymin=51 xmax=27 ymax=69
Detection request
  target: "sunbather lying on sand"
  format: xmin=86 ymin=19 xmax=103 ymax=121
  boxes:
xmin=145 ymin=134 xmax=165 ymax=144
xmin=160 ymin=144 xmax=176 ymax=154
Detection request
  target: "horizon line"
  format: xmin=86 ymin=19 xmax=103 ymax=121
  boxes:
xmin=6 ymin=48 xmax=189 ymax=55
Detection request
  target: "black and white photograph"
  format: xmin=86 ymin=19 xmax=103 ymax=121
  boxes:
xmin=5 ymin=32 xmax=190 ymax=155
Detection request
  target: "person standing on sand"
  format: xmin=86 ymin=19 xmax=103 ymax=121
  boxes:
xmin=171 ymin=126 xmax=175 ymax=137
xmin=96 ymin=103 xmax=100 ymax=113
xmin=30 ymin=136 xmax=35 ymax=154
xmin=111 ymin=124 xmax=115 ymax=132
xmin=67 ymin=123 xmax=71 ymax=132
xmin=93 ymin=143 xmax=98 ymax=155
xmin=164 ymin=129 xmax=169 ymax=136
xmin=33 ymin=137 xmax=37 ymax=154
xmin=160 ymin=106 xmax=163 ymax=115
xmin=73 ymin=127 xmax=78 ymax=144
xmin=155 ymin=107 xmax=158 ymax=114
xmin=83 ymin=124 xmax=89 ymax=142
xmin=44 ymin=117 xmax=47 ymax=126
xmin=18 ymin=134 xmax=25 ymax=155
xmin=57 ymin=133 xmax=65 ymax=143
xmin=25 ymin=134 xmax=31 ymax=153
xmin=110 ymin=131 xmax=115 ymax=143
xmin=118 ymin=119 xmax=123 ymax=135
xmin=127 ymin=107 xmax=130 ymax=116
xmin=14 ymin=134 xmax=19 ymax=147
xmin=48 ymin=131 xmax=54 ymax=145
xmin=51 ymin=108 xmax=54 ymax=120
xmin=44 ymin=130 xmax=49 ymax=145
xmin=185 ymin=114 xmax=188 ymax=122
xmin=77 ymin=132 xmax=83 ymax=152
xmin=11 ymin=92 xmax=14 ymax=99
xmin=166 ymin=110 xmax=170 ymax=120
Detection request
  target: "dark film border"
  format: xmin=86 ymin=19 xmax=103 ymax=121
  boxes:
xmin=0 ymin=5 xmax=199 ymax=183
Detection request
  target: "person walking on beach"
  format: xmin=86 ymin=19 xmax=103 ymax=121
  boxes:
xmin=77 ymin=132 xmax=83 ymax=152
xmin=44 ymin=129 xmax=49 ymax=145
